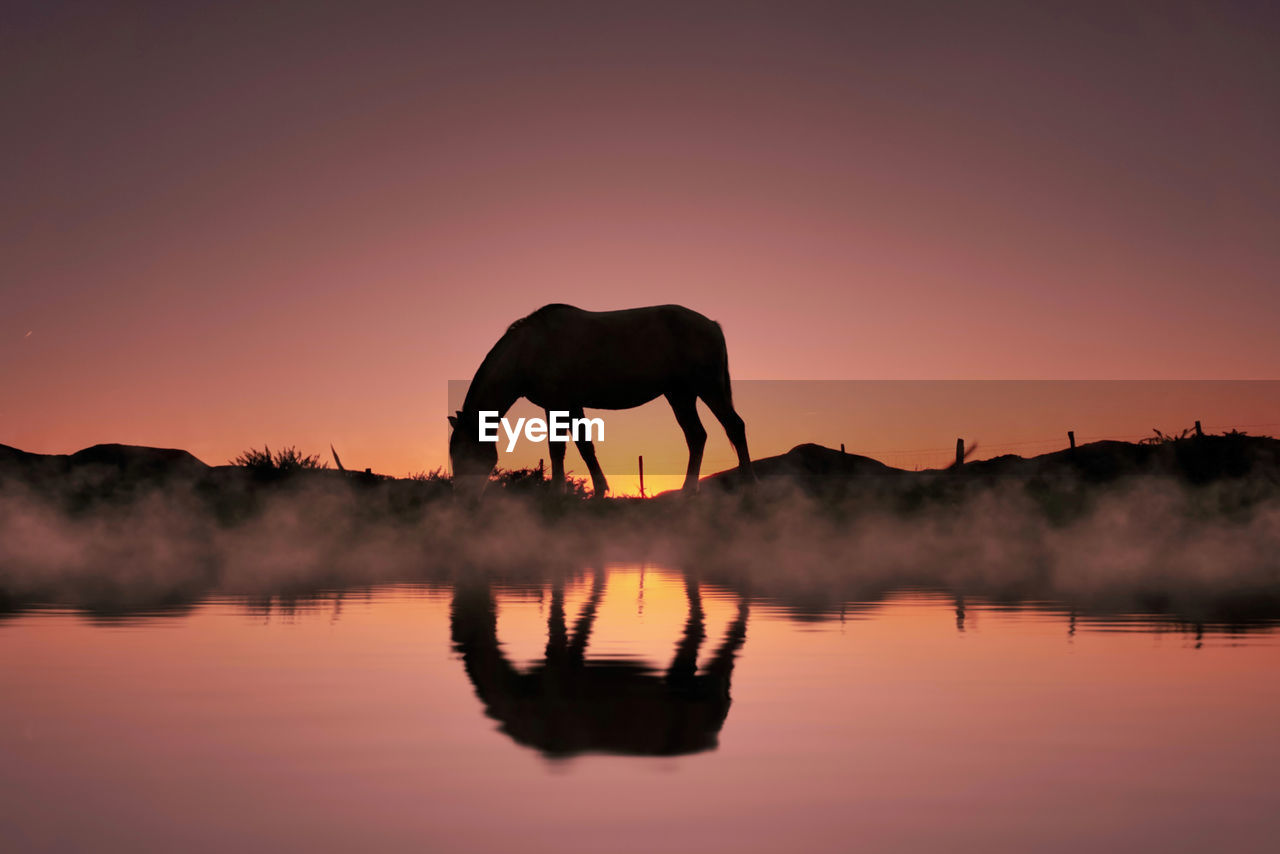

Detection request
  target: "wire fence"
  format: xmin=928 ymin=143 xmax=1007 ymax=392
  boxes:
xmin=868 ymin=421 xmax=1280 ymax=471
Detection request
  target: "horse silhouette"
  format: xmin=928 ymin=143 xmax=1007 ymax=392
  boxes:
xmin=448 ymin=304 xmax=754 ymax=496
xmin=449 ymin=570 xmax=750 ymax=757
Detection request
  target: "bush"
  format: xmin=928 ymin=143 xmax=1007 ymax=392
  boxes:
xmin=1141 ymin=427 xmax=1195 ymax=445
xmin=231 ymin=445 xmax=326 ymax=474
xmin=492 ymin=465 xmax=591 ymax=498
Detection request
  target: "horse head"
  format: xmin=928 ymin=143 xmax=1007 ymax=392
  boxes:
xmin=448 ymin=409 xmax=497 ymax=498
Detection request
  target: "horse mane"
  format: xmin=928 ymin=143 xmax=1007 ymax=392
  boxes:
xmin=464 ymin=305 xmax=575 ymax=412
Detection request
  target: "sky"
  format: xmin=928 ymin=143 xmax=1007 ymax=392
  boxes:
xmin=3 ymin=0 xmax=1278 ymax=487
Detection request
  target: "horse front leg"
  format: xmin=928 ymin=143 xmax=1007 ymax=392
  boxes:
xmin=666 ymin=393 xmax=707 ymax=494
xmin=547 ymin=408 xmax=568 ymax=493
xmin=569 ymin=406 xmax=609 ymax=498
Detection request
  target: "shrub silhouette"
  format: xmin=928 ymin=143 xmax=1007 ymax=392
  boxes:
xmin=492 ymin=465 xmax=590 ymax=498
xmin=1141 ymin=427 xmax=1196 ymax=445
xmin=231 ymin=445 xmax=326 ymax=474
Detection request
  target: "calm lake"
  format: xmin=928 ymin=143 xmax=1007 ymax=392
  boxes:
xmin=3 ymin=565 xmax=1279 ymax=852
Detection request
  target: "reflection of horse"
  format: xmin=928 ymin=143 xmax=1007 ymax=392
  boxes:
xmin=448 ymin=304 xmax=754 ymax=497
xmin=450 ymin=570 xmax=750 ymax=757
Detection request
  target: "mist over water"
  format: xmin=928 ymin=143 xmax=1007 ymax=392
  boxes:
xmin=3 ymin=466 xmax=1279 ymax=628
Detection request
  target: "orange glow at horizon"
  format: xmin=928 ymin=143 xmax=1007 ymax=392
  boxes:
xmin=456 ymin=381 xmax=1280 ymax=497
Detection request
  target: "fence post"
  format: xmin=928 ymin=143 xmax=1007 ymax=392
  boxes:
xmin=955 ymin=438 xmax=964 ymax=468
xmin=1068 ymin=430 xmax=1076 ymax=450
xmin=840 ymin=443 xmax=846 ymax=454
xmin=538 ymin=458 xmax=544 ymax=480
xmin=638 ymin=455 xmax=645 ymax=498
xmin=1194 ymin=420 xmax=1203 ymax=438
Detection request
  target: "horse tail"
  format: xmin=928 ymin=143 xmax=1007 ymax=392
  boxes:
xmin=714 ymin=321 xmax=734 ymax=405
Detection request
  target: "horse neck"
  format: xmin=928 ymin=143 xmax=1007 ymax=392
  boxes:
xmin=462 ymin=334 xmax=524 ymax=416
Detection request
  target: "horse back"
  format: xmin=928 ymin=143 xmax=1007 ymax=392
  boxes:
xmin=512 ymin=304 xmax=728 ymax=408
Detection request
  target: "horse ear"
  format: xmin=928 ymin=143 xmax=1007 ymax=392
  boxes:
xmin=447 ymin=415 xmax=458 ymax=429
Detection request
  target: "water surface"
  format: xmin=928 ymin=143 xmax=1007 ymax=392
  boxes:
xmin=3 ymin=566 xmax=1279 ymax=852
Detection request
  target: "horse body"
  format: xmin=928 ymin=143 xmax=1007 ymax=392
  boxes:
xmin=449 ymin=304 xmax=753 ymax=496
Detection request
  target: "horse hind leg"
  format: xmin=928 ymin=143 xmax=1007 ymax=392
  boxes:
xmin=666 ymin=393 xmax=707 ymax=493
xmin=700 ymin=385 xmax=755 ymax=483
xmin=570 ymin=406 xmax=609 ymax=498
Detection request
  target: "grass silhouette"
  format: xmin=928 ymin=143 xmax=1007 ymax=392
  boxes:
xmin=232 ymin=445 xmax=326 ymax=474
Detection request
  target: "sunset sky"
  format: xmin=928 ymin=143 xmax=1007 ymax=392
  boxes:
xmin=3 ymin=1 xmax=1278 ymax=488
